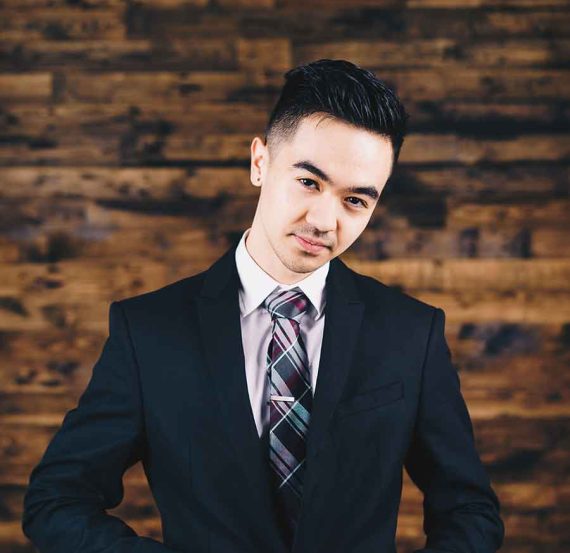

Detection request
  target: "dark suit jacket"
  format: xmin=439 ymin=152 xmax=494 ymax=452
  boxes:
xmin=22 ymin=241 xmax=505 ymax=553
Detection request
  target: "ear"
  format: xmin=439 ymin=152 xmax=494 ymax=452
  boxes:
xmin=250 ymin=136 xmax=267 ymax=188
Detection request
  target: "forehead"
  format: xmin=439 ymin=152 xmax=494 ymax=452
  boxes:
xmin=280 ymin=114 xmax=393 ymax=183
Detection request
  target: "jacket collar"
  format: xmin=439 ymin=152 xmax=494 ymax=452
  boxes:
xmin=234 ymin=227 xmax=330 ymax=319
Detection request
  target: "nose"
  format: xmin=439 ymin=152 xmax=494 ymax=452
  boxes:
xmin=305 ymin=195 xmax=337 ymax=234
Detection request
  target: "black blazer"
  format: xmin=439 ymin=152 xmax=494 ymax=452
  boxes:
xmin=22 ymin=241 xmax=505 ymax=553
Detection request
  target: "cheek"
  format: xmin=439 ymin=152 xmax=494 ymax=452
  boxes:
xmin=276 ymin=182 xmax=302 ymax=212
xmin=340 ymin=217 xmax=368 ymax=244
xmin=266 ymin=179 xmax=289 ymax=203
xmin=261 ymin=184 xmax=284 ymax=217
xmin=262 ymin=183 xmax=297 ymax=227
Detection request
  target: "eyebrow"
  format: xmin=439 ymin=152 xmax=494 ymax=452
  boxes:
xmin=292 ymin=160 xmax=380 ymax=202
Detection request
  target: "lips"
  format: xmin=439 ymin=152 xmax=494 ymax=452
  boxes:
xmin=295 ymin=235 xmax=328 ymax=247
xmin=294 ymin=234 xmax=330 ymax=254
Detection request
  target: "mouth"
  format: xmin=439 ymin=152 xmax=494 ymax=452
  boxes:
xmin=294 ymin=234 xmax=329 ymax=254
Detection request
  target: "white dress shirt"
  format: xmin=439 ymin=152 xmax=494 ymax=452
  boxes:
xmin=235 ymin=228 xmax=330 ymax=438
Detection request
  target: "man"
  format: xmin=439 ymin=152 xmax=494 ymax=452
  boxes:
xmin=22 ymin=59 xmax=505 ymax=553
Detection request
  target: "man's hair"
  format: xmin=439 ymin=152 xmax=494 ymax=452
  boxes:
xmin=263 ymin=59 xmax=410 ymax=170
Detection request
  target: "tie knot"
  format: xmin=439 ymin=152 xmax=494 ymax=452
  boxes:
xmin=263 ymin=287 xmax=309 ymax=321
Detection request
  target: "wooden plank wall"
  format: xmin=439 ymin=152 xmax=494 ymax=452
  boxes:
xmin=0 ymin=0 xmax=568 ymax=551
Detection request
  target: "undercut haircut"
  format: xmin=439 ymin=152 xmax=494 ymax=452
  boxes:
xmin=263 ymin=59 xmax=410 ymax=172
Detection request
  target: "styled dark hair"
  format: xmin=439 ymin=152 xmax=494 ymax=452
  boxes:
xmin=264 ymin=59 xmax=409 ymax=171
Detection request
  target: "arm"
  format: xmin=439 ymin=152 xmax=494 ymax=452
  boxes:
xmin=404 ymin=307 xmax=505 ymax=553
xmin=22 ymin=301 xmax=181 ymax=553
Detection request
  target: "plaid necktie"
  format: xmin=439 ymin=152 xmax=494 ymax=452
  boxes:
xmin=263 ymin=286 xmax=312 ymax=547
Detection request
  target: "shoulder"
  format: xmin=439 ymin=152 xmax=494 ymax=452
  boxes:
xmin=111 ymin=268 xmax=208 ymax=320
xmin=347 ymin=262 xmax=439 ymax=324
xmin=340 ymin=260 xmax=444 ymax=358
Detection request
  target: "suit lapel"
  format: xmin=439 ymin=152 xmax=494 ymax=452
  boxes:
xmin=195 ymin=243 xmax=287 ymax=551
xmin=195 ymin=241 xmax=364 ymax=551
xmin=293 ymin=252 xmax=365 ymax=551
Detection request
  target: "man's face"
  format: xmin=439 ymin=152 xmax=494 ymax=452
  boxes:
xmin=248 ymin=113 xmax=394 ymax=283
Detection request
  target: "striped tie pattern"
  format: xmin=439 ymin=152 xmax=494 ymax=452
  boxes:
xmin=263 ymin=287 xmax=312 ymax=547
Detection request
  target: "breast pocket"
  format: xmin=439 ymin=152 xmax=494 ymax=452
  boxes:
xmin=335 ymin=379 xmax=404 ymax=419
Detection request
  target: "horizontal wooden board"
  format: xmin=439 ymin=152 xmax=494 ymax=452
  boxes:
xmin=0 ymin=7 xmax=125 ymax=41
xmin=1 ymin=69 xmax=567 ymax=105
xmin=297 ymin=38 xmax=570 ymax=68
xmin=126 ymin=6 xmax=570 ymax=41
xmin=1 ymin=38 xmax=568 ymax=71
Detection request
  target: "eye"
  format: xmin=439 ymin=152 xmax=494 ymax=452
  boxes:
xmin=298 ymin=178 xmax=367 ymax=209
xmin=299 ymin=177 xmax=317 ymax=188
xmin=347 ymin=197 xmax=367 ymax=208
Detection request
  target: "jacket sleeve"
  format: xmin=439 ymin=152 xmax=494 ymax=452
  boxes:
xmin=22 ymin=301 xmax=181 ymax=553
xmin=404 ymin=307 xmax=505 ymax=553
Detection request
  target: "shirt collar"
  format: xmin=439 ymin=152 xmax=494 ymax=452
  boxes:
xmin=235 ymin=227 xmax=329 ymax=320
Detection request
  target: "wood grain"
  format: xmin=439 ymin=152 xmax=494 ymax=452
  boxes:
xmin=0 ymin=0 xmax=568 ymax=551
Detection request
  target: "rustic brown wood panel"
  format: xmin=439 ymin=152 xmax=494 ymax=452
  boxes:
xmin=0 ymin=0 xmax=568 ymax=551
